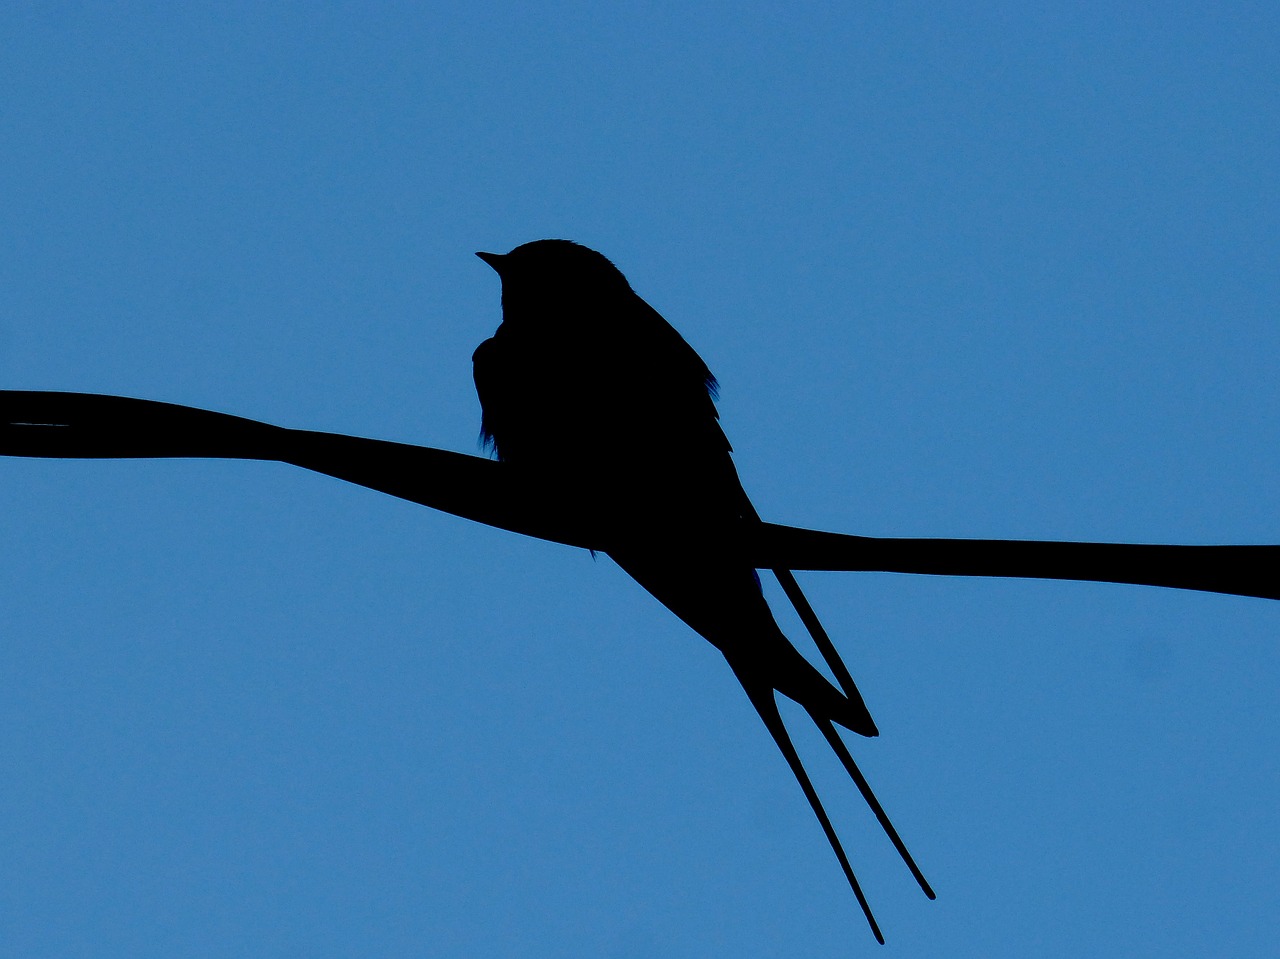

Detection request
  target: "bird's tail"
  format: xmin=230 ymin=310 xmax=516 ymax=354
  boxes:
xmin=725 ymin=657 xmax=934 ymax=944
xmin=607 ymin=546 xmax=930 ymax=939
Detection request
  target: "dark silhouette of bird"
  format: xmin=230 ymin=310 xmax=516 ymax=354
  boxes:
xmin=472 ymin=239 xmax=932 ymax=940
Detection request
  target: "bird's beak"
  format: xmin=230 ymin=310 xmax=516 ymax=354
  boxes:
xmin=475 ymin=251 xmax=505 ymax=274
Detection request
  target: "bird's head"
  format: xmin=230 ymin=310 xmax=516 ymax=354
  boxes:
xmin=476 ymin=240 xmax=633 ymax=318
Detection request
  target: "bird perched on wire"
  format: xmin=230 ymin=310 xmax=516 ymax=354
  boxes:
xmin=473 ymin=239 xmax=933 ymax=942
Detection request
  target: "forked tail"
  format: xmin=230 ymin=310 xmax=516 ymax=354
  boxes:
xmin=728 ymin=659 xmax=933 ymax=944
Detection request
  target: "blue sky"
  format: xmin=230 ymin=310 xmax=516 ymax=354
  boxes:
xmin=2 ymin=4 xmax=1277 ymax=956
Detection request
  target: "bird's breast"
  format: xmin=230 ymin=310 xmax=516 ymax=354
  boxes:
xmin=473 ymin=323 xmax=744 ymax=532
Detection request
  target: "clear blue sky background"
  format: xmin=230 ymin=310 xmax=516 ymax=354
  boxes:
xmin=2 ymin=4 xmax=1277 ymax=957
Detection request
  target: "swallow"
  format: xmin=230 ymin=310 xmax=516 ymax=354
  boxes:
xmin=472 ymin=239 xmax=933 ymax=940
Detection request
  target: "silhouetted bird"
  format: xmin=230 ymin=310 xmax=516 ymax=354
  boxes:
xmin=473 ymin=239 xmax=930 ymax=941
